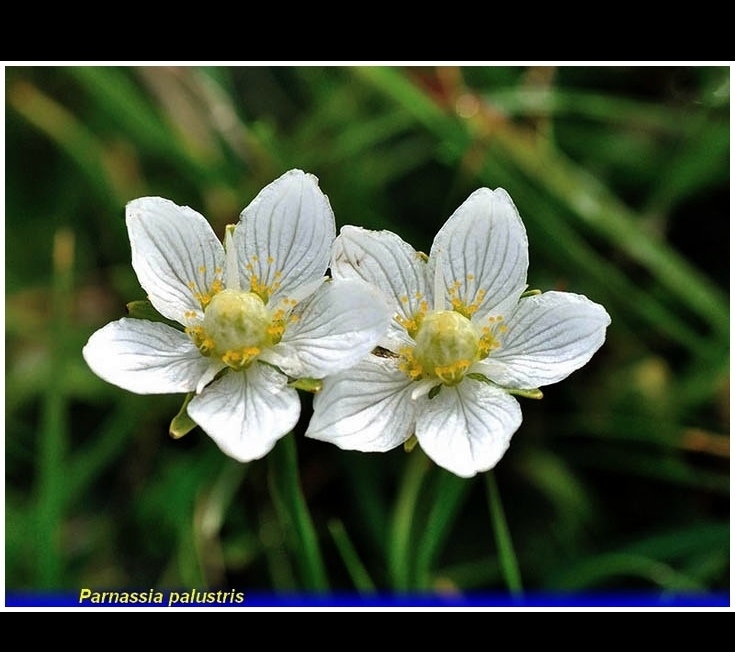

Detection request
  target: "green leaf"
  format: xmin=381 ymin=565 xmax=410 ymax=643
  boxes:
xmin=389 ymin=450 xmax=430 ymax=591
xmin=288 ymin=377 xmax=323 ymax=393
xmin=428 ymin=384 xmax=442 ymax=399
xmin=466 ymin=373 xmax=543 ymax=400
xmin=466 ymin=372 xmax=491 ymax=383
xmin=485 ymin=472 xmax=523 ymax=595
xmin=268 ymin=434 xmax=329 ymax=591
xmin=169 ymin=393 xmax=198 ymax=439
xmin=403 ymin=434 xmax=419 ymax=453
xmin=506 ymin=387 xmax=544 ymax=400
xmin=416 ymin=470 xmax=472 ymax=590
xmin=546 ymin=552 xmax=705 ymax=591
xmin=327 ymin=519 xmax=377 ymax=593
xmin=519 ymin=289 xmax=542 ymax=298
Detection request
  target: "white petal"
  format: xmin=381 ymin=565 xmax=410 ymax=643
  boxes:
xmin=331 ymin=225 xmax=429 ymax=345
xmin=235 ymin=169 xmax=335 ymax=305
xmin=429 ymin=188 xmax=528 ymax=319
xmin=82 ymin=318 xmax=219 ymax=394
xmin=415 ymin=378 xmax=522 ymax=478
xmin=479 ymin=291 xmax=611 ymax=389
xmin=187 ymin=363 xmax=300 ymax=462
xmin=411 ymin=378 xmax=438 ymax=400
xmin=126 ymin=197 xmax=225 ymax=324
xmin=261 ymin=278 xmax=391 ymax=379
xmin=306 ymin=355 xmax=415 ymax=452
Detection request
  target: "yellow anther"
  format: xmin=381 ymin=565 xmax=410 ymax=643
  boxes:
xmin=191 ymin=277 xmax=224 ymax=310
xmin=249 ymin=272 xmax=284 ymax=304
xmin=451 ymin=286 xmax=486 ymax=319
xmin=266 ymin=307 xmax=292 ymax=344
xmin=477 ymin=315 xmax=507 ymax=359
xmin=220 ymin=346 xmax=262 ymax=369
xmin=395 ymin=295 xmax=430 ymax=339
xmin=395 ymin=311 xmax=426 ymax=339
xmin=397 ymin=346 xmax=424 ymax=380
xmin=478 ymin=331 xmax=500 ymax=357
xmin=267 ymin=323 xmax=285 ymax=341
xmin=222 ymin=350 xmax=242 ymax=364
xmin=434 ymin=359 xmax=472 ymax=385
xmin=267 ymin=255 xmax=275 ymax=264
xmin=186 ymin=325 xmax=216 ymax=356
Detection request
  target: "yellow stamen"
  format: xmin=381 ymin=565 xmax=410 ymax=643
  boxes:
xmin=434 ymin=359 xmax=472 ymax=385
xmin=398 ymin=346 xmax=424 ymax=380
xmin=249 ymin=272 xmax=283 ymax=304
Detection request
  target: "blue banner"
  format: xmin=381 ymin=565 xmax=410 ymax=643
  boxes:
xmin=4 ymin=590 xmax=730 ymax=608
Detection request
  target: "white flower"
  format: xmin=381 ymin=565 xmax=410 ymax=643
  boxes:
xmin=306 ymin=187 xmax=611 ymax=478
xmin=83 ymin=169 xmax=390 ymax=462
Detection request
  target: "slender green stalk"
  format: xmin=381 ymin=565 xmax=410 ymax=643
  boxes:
xmin=415 ymin=471 xmax=471 ymax=590
xmin=192 ymin=461 xmax=248 ymax=588
xmin=328 ymin=519 xmax=377 ymax=593
xmin=36 ymin=228 xmax=74 ymax=587
xmin=259 ymin=508 xmax=298 ymax=591
xmin=389 ymin=450 xmax=430 ymax=591
xmin=268 ymin=434 xmax=329 ymax=591
xmin=485 ymin=471 xmax=523 ymax=595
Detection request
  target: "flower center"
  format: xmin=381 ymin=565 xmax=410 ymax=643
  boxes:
xmin=190 ymin=289 xmax=272 ymax=369
xmin=412 ymin=310 xmax=480 ymax=385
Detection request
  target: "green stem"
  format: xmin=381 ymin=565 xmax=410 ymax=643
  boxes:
xmin=415 ymin=471 xmax=471 ymax=590
xmin=268 ymin=434 xmax=329 ymax=591
xmin=36 ymin=228 xmax=74 ymax=588
xmin=328 ymin=519 xmax=377 ymax=593
xmin=389 ymin=449 xmax=430 ymax=592
xmin=485 ymin=471 xmax=523 ymax=595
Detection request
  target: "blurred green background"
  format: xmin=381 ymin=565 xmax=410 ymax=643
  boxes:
xmin=5 ymin=65 xmax=730 ymax=600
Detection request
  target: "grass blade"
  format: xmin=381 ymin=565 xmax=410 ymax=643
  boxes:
xmin=388 ymin=450 xmax=430 ymax=591
xmin=268 ymin=434 xmax=329 ymax=591
xmin=485 ymin=471 xmax=523 ymax=595
xmin=328 ymin=519 xmax=377 ymax=593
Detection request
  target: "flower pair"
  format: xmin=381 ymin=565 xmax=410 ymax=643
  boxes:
xmin=83 ymin=169 xmax=611 ymax=477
